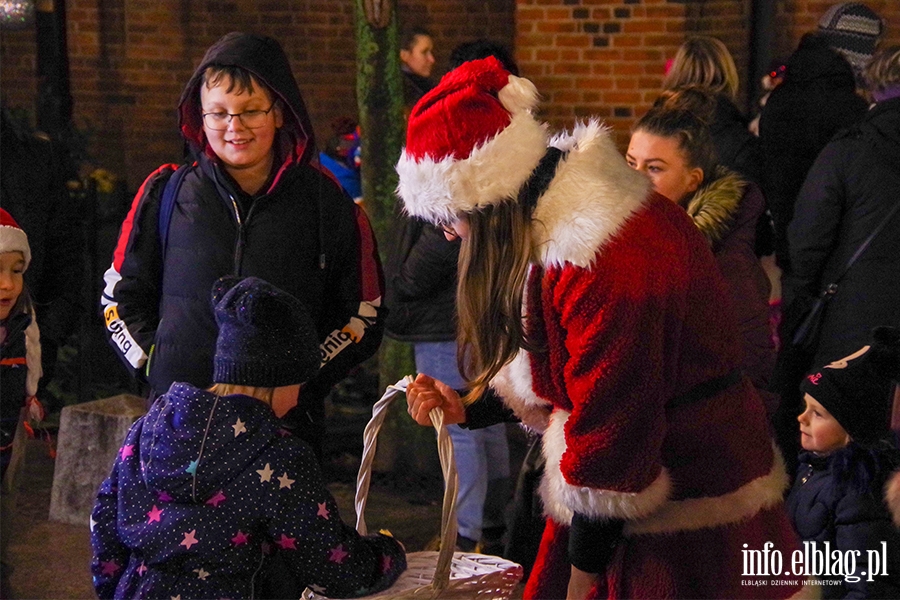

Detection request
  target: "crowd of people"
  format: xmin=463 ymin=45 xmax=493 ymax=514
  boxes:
xmin=1 ymin=1 xmax=900 ymax=598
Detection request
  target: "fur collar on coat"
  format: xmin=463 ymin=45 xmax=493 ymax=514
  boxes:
xmin=683 ymin=166 xmax=747 ymax=249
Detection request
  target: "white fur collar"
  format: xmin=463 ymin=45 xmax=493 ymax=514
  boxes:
xmin=530 ymin=120 xmax=651 ymax=268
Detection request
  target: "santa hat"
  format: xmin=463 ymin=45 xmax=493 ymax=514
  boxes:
xmin=396 ymin=56 xmax=548 ymax=225
xmin=0 ymin=208 xmax=31 ymax=270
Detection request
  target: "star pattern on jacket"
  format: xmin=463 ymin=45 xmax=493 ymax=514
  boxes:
xmin=185 ymin=460 xmax=198 ymax=475
xmin=328 ymin=545 xmax=348 ymax=564
xmin=89 ymin=384 xmax=406 ymax=599
xmin=100 ymin=560 xmax=120 ymax=576
xmin=276 ymin=533 xmax=297 ymax=550
xmin=232 ymin=418 xmax=246 ymax=437
xmin=278 ymin=472 xmax=295 ymax=489
xmin=120 ymin=444 xmax=134 ymax=460
xmin=257 ymin=463 xmax=273 ymax=482
xmin=147 ymin=505 xmax=163 ymax=523
xmin=231 ymin=530 xmax=249 ymax=546
xmin=205 ymin=490 xmax=226 ymax=507
xmin=180 ymin=530 xmax=199 ymax=550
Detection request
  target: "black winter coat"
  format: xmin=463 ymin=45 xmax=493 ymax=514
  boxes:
xmin=785 ymin=97 xmax=900 ymax=366
xmin=102 ymin=34 xmax=385 ymax=426
xmin=384 ymin=214 xmax=459 ymax=342
xmin=711 ymin=95 xmax=763 ymax=186
xmin=786 ymin=447 xmax=900 ymax=599
xmin=758 ymin=33 xmax=869 ymax=271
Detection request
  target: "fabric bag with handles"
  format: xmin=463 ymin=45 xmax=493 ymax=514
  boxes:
xmin=303 ymin=377 xmax=523 ymax=600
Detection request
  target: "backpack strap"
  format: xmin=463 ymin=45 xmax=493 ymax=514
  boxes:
xmin=158 ymin=164 xmax=191 ymax=258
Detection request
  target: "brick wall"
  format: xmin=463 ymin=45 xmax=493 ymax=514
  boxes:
xmin=1 ymin=0 xmax=897 ymax=187
xmin=1 ymin=0 xmax=513 ymax=190
xmin=516 ymin=0 xmax=900 ymax=150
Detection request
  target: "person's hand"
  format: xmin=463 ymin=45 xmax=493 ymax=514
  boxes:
xmin=405 ymin=373 xmax=466 ymax=426
xmin=567 ymin=565 xmax=599 ymax=600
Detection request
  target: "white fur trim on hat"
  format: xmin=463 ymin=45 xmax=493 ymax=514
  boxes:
xmin=539 ymin=409 xmax=672 ymax=524
xmin=0 ymin=222 xmax=31 ymax=270
xmin=397 ymin=110 xmax=548 ymax=225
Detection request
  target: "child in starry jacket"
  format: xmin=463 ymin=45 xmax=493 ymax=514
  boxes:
xmin=90 ymin=276 xmax=406 ymax=599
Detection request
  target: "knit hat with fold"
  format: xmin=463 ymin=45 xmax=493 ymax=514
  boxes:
xmin=818 ymin=2 xmax=883 ymax=76
xmin=396 ymin=56 xmax=548 ymax=226
xmin=211 ymin=277 xmax=320 ymax=388
xmin=801 ymin=327 xmax=900 ymax=445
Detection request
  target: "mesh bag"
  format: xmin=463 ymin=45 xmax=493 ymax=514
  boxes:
xmin=303 ymin=377 xmax=523 ymax=600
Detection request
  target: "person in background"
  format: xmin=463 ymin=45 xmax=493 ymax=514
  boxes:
xmin=787 ymin=327 xmax=900 ymax=599
xmin=398 ymin=56 xmax=802 ymax=600
xmin=776 ymin=46 xmax=900 ymax=477
xmin=1 ymin=107 xmax=82 ymax=417
xmin=748 ymin=58 xmax=787 ymax=137
xmin=400 ymin=27 xmax=436 ymax=113
xmin=318 ymin=116 xmax=362 ymax=203
xmin=90 ymin=277 xmax=406 ymax=600
xmin=101 ymin=32 xmax=385 ymax=461
xmin=0 ymin=209 xmax=44 ymax=599
xmin=758 ymin=2 xmax=882 ymax=274
xmin=627 ymin=87 xmax=777 ymax=414
xmin=384 ymin=39 xmax=518 ymax=556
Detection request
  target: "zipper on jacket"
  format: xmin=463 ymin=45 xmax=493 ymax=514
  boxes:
xmin=230 ymin=194 xmax=245 ymax=273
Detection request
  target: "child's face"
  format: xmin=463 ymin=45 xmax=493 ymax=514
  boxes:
xmin=200 ymin=75 xmax=283 ymax=179
xmin=0 ymin=251 xmax=25 ymax=321
xmin=626 ymin=130 xmax=703 ymax=206
xmin=401 ymin=35 xmax=436 ymax=78
xmin=797 ymin=393 xmax=850 ymax=453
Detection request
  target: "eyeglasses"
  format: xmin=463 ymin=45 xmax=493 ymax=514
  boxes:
xmin=202 ymin=103 xmax=277 ymax=131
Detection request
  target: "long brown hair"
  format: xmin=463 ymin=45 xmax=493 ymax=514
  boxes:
xmin=456 ymin=200 xmax=535 ymax=404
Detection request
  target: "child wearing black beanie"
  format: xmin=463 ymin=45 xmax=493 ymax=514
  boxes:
xmin=90 ymin=277 xmax=406 ymax=600
xmin=786 ymin=326 xmax=900 ymax=598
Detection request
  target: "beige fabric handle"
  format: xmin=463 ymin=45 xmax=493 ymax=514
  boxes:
xmin=355 ymin=376 xmax=459 ymax=594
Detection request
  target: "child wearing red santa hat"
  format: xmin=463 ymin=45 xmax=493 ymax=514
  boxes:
xmin=0 ymin=208 xmax=43 ymax=597
xmin=399 ymin=56 xmax=808 ymax=599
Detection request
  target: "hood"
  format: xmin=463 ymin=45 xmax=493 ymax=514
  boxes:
xmin=784 ymin=33 xmax=858 ymax=90
xmin=684 ymin=166 xmax=747 ymax=249
xmin=177 ymin=32 xmax=316 ymax=169
xmin=139 ymin=383 xmax=279 ymax=503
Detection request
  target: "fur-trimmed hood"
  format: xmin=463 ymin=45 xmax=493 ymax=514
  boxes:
xmin=683 ymin=166 xmax=746 ymax=249
xmin=531 ymin=120 xmax=650 ymax=268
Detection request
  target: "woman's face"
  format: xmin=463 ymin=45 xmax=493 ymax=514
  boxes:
xmin=401 ymin=35 xmax=436 ymax=78
xmin=626 ymin=130 xmax=703 ymax=205
xmin=797 ymin=394 xmax=850 ymax=453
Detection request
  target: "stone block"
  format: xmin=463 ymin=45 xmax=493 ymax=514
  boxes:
xmin=49 ymin=394 xmax=147 ymax=526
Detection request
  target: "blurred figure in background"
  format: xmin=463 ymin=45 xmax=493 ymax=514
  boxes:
xmin=400 ymin=27 xmax=436 ymax=114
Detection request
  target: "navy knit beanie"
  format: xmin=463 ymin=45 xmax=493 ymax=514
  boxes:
xmin=818 ymin=2 xmax=883 ymax=77
xmin=801 ymin=327 xmax=900 ymax=445
xmin=211 ymin=276 xmax=320 ymax=387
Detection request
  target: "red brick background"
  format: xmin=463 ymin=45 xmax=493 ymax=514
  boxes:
xmin=1 ymin=0 xmax=897 ymax=189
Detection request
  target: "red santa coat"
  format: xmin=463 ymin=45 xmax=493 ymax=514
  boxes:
xmin=490 ymin=122 xmax=807 ymax=600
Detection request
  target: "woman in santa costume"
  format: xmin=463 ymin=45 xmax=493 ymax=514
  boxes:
xmin=398 ymin=57 xmax=809 ymax=599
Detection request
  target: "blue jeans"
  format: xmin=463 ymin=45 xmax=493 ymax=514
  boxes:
xmin=414 ymin=342 xmax=511 ymax=542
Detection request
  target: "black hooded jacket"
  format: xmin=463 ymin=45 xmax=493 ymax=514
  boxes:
xmin=101 ymin=33 xmax=384 ymax=424
xmin=758 ymin=33 xmax=869 ymax=271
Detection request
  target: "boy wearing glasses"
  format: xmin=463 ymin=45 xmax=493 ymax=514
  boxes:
xmin=102 ymin=32 xmax=385 ymax=460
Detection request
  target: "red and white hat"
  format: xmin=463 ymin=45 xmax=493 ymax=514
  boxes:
xmin=0 ymin=208 xmax=31 ymax=270
xmin=396 ymin=56 xmax=548 ymax=225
